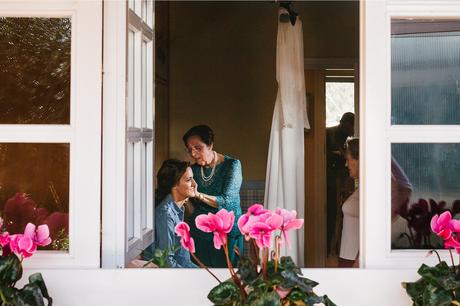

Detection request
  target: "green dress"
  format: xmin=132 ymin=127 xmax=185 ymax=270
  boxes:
xmin=187 ymin=155 xmax=243 ymax=268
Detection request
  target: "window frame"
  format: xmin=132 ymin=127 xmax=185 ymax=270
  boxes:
xmin=363 ymin=0 xmax=460 ymax=269
xmin=102 ymin=0 xmax=154 ymax=268
xmin=0 ymin=1 xmax=102 ymax=268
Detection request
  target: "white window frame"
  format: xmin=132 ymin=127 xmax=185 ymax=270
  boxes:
xmin=0 ymin=0 xmax=102 ymax=268
xmin=363 ymin=0 xmax=460 ymax=269
xmin=102 ymin=0 xmax=154 ymax=268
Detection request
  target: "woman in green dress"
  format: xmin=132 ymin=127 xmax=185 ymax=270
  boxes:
xmin=183 ymin=125 xmax=243 ymax=268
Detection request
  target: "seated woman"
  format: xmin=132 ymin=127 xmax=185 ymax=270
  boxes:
xmin=339 ymin=138 xmax=359 ymax=267
xmin=147 ymin=159 xmax=198 ymax=268
xmin=183 ymin=125 xmax=243 ymax=267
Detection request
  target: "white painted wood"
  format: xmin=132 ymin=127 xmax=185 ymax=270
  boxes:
xmin=19 ymin=268 xmax=415 ymax=306
xmin=102 ymin=0 xmax=127 ymax=268
xmin=363 ymin=0 xmax=460 ymax=268
xmin=0 ymin=0 xmax=102 ymax=268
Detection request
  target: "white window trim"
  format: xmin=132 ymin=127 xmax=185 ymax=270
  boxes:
xmin=102 ymin=0 xmax=154 ymax=268
xmin=363 ymin=0 xmax=460 ymax=269
xmin=0 ymin=0 xmax=102 ymax=268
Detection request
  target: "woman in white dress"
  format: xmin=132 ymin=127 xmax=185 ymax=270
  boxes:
xmin=339 ymin=138 xmax=359 ymax=267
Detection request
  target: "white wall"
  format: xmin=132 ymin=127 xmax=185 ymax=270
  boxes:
xmin=20 ymin=269 xmax=415 ymax=306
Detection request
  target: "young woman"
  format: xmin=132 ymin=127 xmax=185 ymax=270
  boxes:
xmin=183 ymin=125 xmax=243 ymax=267
xmin=152 ymin=159 xmax=198 ymax=268
xmin=339 ymin=138 xmax=359 ymax=267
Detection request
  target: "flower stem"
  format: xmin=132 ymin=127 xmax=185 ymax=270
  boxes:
xmin=262 ymin=247 xmax=268 ymax=280
xmin=191 ymin=253 xmax=222 ymax=284
xmin=224 ymin=244 xmax=246 ymax=299
xmin=431 ymin=249 xmax=442 ymax=264
xmin=250 ymin=239 xmax=260 ymax=266
xmin=449 ymin=249 xmax=456 ymax=274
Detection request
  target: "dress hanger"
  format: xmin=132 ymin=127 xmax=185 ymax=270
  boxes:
xmin=279 ymin=1 xmax=297 ymax=26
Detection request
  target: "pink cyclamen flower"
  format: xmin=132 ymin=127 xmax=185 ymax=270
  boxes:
xmin=196 ymin=209 xmax=234 ymax=250
xmin=9 ymin=223 xmax=51 ymax=259
xmin=24 ymin=223 xmax=52 ymax=247
xmin=175 ymin=222 xmax=195 ymax=254
xmin=431 ymin=211 xmax=453 ymax=240
xmin=275 ymin=208 xmax=304 ymax=247
xmin=238 ymin=204 xmax=269 ymax=239
xmin=444 ymin=236 xmax=460 ymax=254
xmin=249 ymin=212 xmax=283 ymax=249
xmin=0 ymin=232 xmax=10 ymax=247
xmin=9 ymin=234 xmax=36 ymax=258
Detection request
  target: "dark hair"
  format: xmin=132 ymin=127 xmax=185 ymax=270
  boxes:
xmin=182 ymin=125 xmax=214 ymax=146
xmin=155 ymin=159 xmax=190 ymax=205
xmin=345 ymin=137 xmax=359 ymax=160
xmin=340 ymin=112 xmax=355 ymax=125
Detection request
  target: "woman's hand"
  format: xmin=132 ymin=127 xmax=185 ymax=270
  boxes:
xmin=195 ymin=191 xmax=218 ymax=208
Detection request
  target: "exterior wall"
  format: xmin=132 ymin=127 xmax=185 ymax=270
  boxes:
xmin=21 ymin=269 xmax=415 ymax=305
xmin=168 ymin=1 xmax=359 ymax=180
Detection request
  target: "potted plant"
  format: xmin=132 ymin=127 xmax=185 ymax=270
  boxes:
xmin=176 ymin=204 xmax=336 ymax=306
xmin=0 ymin=219 xmax=53 ymax=305
xmin=402 ymin=211 xmax=460 ymax=305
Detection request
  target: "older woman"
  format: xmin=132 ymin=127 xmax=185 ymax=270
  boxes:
xmin=339 ymin=138 xmax=359 ymax=267
xmin=146 ymin=159 xmax=198 ymax=268
xmin=183 ymin=125 xmax=243 ymax=267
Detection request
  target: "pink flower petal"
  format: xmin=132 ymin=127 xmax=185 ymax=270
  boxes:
xmin=431 ymin=215 xmax=440 ymax=232
xmin=438 ymin=211 xmax=452 ymax=228
xmin=23 ymin=223 xmax=36 ymax=238
xmin=284 ymin=219 xmax=304 ymax=231
xmin=195 ymin=214 xmax=215 ymax=232
xmin=450 ymin=220 xmax=460 ymax=233
xmin=36 ymin=225 xmax=51 ymax=245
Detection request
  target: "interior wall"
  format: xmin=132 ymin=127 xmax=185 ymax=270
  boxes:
xmin=167 ymin=1 xmax=359 ymax=181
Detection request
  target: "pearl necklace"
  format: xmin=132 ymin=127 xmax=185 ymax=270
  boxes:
xmin=201 ymin=151 xmax=217 ymax=182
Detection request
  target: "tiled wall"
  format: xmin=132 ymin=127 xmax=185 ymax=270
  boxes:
xmin=240 ymin=180 xmax=265 ymax=257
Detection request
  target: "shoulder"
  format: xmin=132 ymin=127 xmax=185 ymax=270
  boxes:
xmin=223 ymin=156 xmax=241 ymax=166
xmin=155 ymin=196 xmax=175 ymax=216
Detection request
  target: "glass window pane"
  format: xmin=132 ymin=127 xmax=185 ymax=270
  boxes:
xmin=0 ymin=17 xmax=71 ymax=124
xmin=391 ymin=19 xmax=460 ymax=124
xmin=391 ymin=143 xmax=460 ymax=250
xmin=326 ymin=82 xmax=354 ymax=127
xmin=128 ymin=30 xmax=135 ymax=127
xmin=0 ymin=143 xmax=69 ymax=251
xmin=127 ymin=143 xmax=135 ymax=239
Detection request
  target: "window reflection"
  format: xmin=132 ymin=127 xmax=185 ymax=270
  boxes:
xmin=391 ymin=20 xmax=460 ymax=125
xmin=392 ymin=143 xmax=460 ymax=249
xmin=0 ymin=143 xmax=69 ymax=251
xmin=0 ymin=17 xmax=71 ymax=124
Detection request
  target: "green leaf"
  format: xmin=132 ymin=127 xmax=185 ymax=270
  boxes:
xmin=236 ymin=257 xmax=258 ymax=285
xmin=0 ymin=254 xmax=22 ymax=284
xmin=29 ymin=273 xmax=53 ymax=305
xmin=248 ymin=291 xmax=281 ymax=306
xmin=418 ymin=262 xmax=460 ymax=291
xmin=402 ymin=278 xmax=427 ymax=302
xmin=287 ymin=288 xmax=306 ymax=302
xmin=281 ymin=270 xmax=315 ymax=293
xmin=0 ymin=284 xmax=16 ymax=305
xmin=421 ymin=284 xmax=453 ymax=306
xmin=278 ymin=256 xmax=301 ymax=275
xmin=207 ymin=281 xmax=240 ymax=306
xmin=14 ymin=283 xmax=46 ymax=306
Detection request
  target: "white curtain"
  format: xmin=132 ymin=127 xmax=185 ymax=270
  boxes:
xmin=264 ymin=8 xmax=309 ymax=266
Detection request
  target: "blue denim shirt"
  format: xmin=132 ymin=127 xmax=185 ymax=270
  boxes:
xmin=154 ymin=194 xmax=197 ymax=268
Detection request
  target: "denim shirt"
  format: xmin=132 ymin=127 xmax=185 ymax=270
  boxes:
xmin=154 ymin=194 xmax=197 ymax=268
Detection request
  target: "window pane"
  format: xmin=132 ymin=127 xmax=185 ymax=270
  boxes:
xmin=326 ymin=82 xmax=354 ymax=127
xmin=391 ymin=20 xmax=460 ymax=124
xmin=391 ymin=143 xmax=460 ymax=250
xmin=0 ymin=17 xmax=71 ymax=124
xmin=0 ymin=143 xmax=69 ymax=251
xmin=127 ymin=143 xmax=135 ymax=239
xmin=128 ymin=30 xmax=135 ymax=127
